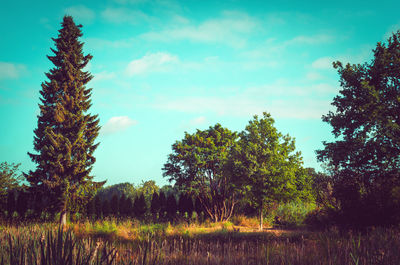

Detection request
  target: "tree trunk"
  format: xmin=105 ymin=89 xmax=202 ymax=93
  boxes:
xmin=60 ymin=208 xmax=67 ymax=228
xmin=259 ymin=206 xmax=263 ymax=231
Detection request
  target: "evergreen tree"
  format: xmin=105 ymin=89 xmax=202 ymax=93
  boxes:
xmin=166 ymin=194 xmax=177 ymax=221
xmin=16 ymin=191 xmax=28 ymax=219
xmin=102 ymin=199 xmax=111 ymax=217
xmin=32 ymin=192 xmax=43 ymax=219
xmin=158 ymin=191 xmax=167 ymax=220
xmin=94 ymin=196 xmax=102 ymax=219
xmin=119 ymin=194 xmax=127 ymax=217
xmin=150 ymin=192 xmax=160 ymax=220
xmin=178 ymin=193 xmax=193 ymax=218
xmin=86 ymin=198 xmax=95 ymax=219
xmin=133 ymin=194 xmax=147 ymax=219
xmin=125 ymin=197 xmax=134 ymax=218
xmin=26 ymin=16 xmax=102 ymax=226
xmin=6 ymin=191 xmax=16 ymax=219
xmin=110 ymin=194 xmax=119 ymax=217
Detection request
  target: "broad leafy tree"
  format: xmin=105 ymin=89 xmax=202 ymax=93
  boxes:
xmin=163 ymin=124 xmax=238 ymax=222
xmin=317 ymin=31 xmax=400 ymax=226
xmin=26 ymin=16 xmax=102 ymax=226
xmin=0 ymin=162 xmax=23 ymax=209
xmin=230 ymin=112 xmax=312 ymax=230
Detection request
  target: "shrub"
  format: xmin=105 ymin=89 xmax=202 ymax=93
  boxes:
xmin=274 ymin=201 xmax=316 ymax=227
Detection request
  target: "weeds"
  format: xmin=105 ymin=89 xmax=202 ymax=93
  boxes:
xmin=0 ymin=222 xmax=399 ymax=264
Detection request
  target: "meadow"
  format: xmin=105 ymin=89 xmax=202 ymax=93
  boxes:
xmin=1 ymin=218 xmax=399 ymax=265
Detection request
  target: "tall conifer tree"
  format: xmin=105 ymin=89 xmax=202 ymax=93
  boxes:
xmin=27 ymin=16 xmax=101 ymax=226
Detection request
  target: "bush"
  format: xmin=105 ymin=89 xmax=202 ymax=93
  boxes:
xmin=274 ymin=201 xmax=316 ymax=227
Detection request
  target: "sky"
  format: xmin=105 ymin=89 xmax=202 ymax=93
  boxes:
xmin=1 ymin=0 xmax=399 ymax=186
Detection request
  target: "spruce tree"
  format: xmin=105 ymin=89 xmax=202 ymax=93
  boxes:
xmin=26 ymin=16 xmax=101 ymax=226
xmin=150 ymin=192 xmax=160 ymax=220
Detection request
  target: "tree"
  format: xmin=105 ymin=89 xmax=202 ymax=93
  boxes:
xmin=230 ymin=112 xmax=312 ymax=230
xmin=94 ymin=196 xmax=102 ymax=219
xmin=16 ymin=191 xmax=28 ymax=219
xmin=0 ymin=162 xmax=23 ymax=208
xmin=26 ymin=16 xmax=102 ymax=226
xmin=178 ymin=193 xmax=193 ymax=218
xmin=6 ymin=191 xmax=16 ymax=219
xmin=317 ymin=31 xmax=400 ymax=226
xmin=133 ymin=194 xmax=147 ymax=219
xmin=102 ymin=199 xmax=111 ymax=217
xmin=86 ymin=198 xmax=95 ymax=219
xmin=163 ymin=124 xmax=238 ymax=222
xmin=110 ymin=194 xmax=119 ymax=217
xmin=166 ymin=194 xmax=177 ymax=221
xmin=158 ymin=191 xmax=167 ymax=219
xmin=150 ymin=192 xmax=160 ymax=220
xmin=137 ymin=180 xmax=159 ymax=206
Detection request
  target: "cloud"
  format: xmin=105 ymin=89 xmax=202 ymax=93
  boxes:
xmin=125 ymin=52 xmax=179 ymax=76
xmin=306 ymin=71 xmax=323 ymax=80
xmin=101 ymin=116 xmax=137 ymax=135
xmin=92 ymin=71 xmax=116 ymax=83
xmin=286 ymin=34 xmax=333 ymax=45
xmin=64 ymin=5 xmax=95 ymax=24
xmin=141 ymin=11 xmax=258 ymax=47
xmin=153 ymin=95 xmax=332 ymax=120
xmin=0 ymin=62 xmax=26 ymax=79
xmin=189 ymin=116 xmax=207 ymax=126
xmin=85 ymin=37 xmax=134 ymax=50
xmin=179 ymin=116 xmax=208 ymax=131
xmin=101 ymin=7 xmax=151 ymax=24
xmin=311 ymin=57 xmax=334 ymax=69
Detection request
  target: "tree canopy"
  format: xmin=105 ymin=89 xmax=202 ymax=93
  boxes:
xmin=163 ymin=124 xmax=238 ymax=221
xmin=317 ymin=30 xmax=400 ymax=226
xmin=230 ymin=112 xmax=312 ymax=230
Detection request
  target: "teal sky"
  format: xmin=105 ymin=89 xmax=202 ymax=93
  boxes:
xmin=1 ymin=0 xmax=399 ymax=186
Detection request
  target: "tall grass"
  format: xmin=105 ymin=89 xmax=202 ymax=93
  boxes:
xmin=0 ymin=223 xmax=399 ymax=264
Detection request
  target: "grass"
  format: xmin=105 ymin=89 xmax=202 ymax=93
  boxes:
xmin=0 ymin=219 xmax=399 ymax=264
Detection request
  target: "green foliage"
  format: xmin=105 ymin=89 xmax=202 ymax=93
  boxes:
xmin=274 ymin=201 xmax=317 ymax=227
xmin=0 ymin=162 xmax=22 ymax=209
xmin=229 ymin=112 xmax=313 ymax=229
xmin=26 ymin=16 xmax=102 ymax=223
xmin=163 ymin=124 xmax=238 ymax=221
xmin=317 ymin=30 xmax=400 ymax=226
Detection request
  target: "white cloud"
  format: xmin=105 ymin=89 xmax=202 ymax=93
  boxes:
xmin=101 ymin=7 xmax=150 ymax=24
xmin=101 ymin=116 xmax=137 ymax=135
xmin=306 ymin=71 xmax=323 ymax=80
xmin=141 ymin=11 xmax=258 ymax=47
xmin=0 ymin=62 xmax=25 ymax=79
xmin=64 ymin=5 xmax=95 ymax=24
xmin=125 ymin=52 xmax=179 ymax=76
xmin=190 ymin=116 xmax=207 ymax=126
xmin=311 ymin=57 xmax=334 ymax=69
xmin=286 ymin=34 xmax=333 ymax=45
xmin=92 ymin=71 xmax=116 ymax=83
xmin=179 ymin=116 xmax=208 ymax=131
xmin=85 ymin=37 xmax=134 ymax=50
xmin=154 ymin=95 xmax=331 ymax=120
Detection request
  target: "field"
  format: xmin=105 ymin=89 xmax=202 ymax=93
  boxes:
xmin=0 ymin=219 xmax=399 ymax=265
